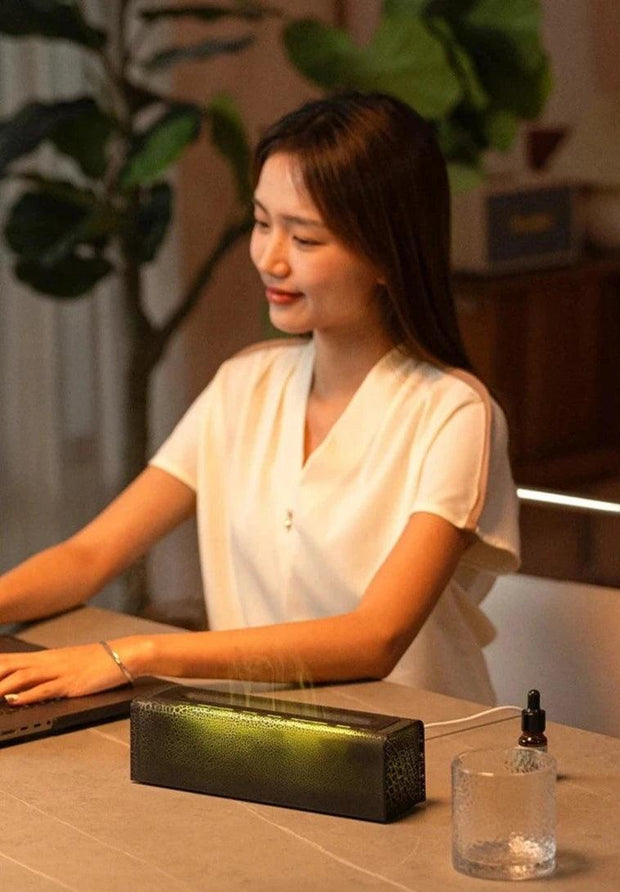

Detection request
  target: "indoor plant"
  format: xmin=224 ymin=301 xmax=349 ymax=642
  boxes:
xmin=0 ymin=0 xmax=276 ymax=487
xmin=283 ymin=0 xmax=552 ymax=192
xmin=0 ymin=0 xmax=277 ymax=608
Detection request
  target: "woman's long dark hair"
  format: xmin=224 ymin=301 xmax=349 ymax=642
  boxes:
xmin=253 ymin=92 xmax=473 ymax=372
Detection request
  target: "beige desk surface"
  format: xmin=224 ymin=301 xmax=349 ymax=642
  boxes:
xmin=1 ymin=606 xmax=617 ymax=891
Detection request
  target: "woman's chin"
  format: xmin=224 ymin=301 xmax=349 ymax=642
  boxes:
xmin=268 ymin=308 xmax=311 ymax=336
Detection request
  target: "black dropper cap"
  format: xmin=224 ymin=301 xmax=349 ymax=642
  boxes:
xmin=521 ymin=689 xmax=546 ymax=734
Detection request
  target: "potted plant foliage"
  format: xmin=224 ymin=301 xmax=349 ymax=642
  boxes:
xmin=283 ymin=0 xmax=552 ymax=192
xmin=0 ymin=0 xmax=283 ymax=609
xmin=0 ymin=0 xmax=278 ymax=487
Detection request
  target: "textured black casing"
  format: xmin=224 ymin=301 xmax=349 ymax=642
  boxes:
xmin=130 ymin=685 xmax=425 ymax=822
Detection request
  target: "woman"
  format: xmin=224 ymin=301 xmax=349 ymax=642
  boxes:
xmin=0 ymin=93 xmax=519 ymax=706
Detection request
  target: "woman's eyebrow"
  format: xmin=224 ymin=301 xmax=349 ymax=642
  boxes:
xmin=252 ymin=197 xmax=326 ymax=229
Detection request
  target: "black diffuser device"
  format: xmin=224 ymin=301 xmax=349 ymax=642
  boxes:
xmin=130 ymin=685 xmax=425 ymax=822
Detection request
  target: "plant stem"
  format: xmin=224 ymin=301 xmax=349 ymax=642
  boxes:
xmin=118 ymin=214 xmax=251 ymax=615
xmin=159 ymin=214 xmax=254 ymax=346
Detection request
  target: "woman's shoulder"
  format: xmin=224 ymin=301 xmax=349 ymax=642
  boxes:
xmin=207 ymin=337 xmax=311 ymax=402
xmin=392 ymin=352 xmax=492 ymax=411
xmin=221 ymin=337 xmax=309 ymax=373
xmin=437 ymin=366 xmax=493 ymax=411
xmin=386 ymin=355 xmax=513 ymax=447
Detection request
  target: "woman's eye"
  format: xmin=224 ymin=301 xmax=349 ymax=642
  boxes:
xmin=293 ymin=236 xmax=320 ymax=247
xmin=253 ymin=218 xmax=269 ymax=230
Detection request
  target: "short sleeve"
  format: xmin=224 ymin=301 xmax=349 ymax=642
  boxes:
xmin=148 ymin=385 xmax=214 ymax=492
xmin=411 ymin=395 xmax=520 ymax=574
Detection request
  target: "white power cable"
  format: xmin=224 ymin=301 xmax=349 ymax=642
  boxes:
xmin=424 ymin=704 xmax=521 ymax=729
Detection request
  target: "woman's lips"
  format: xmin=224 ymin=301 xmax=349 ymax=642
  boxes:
xmin=266 ymin=287 xmax=304 ymax=305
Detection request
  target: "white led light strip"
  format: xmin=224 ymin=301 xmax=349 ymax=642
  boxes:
xmin=517 ymin=488 xmax=620 ymax=515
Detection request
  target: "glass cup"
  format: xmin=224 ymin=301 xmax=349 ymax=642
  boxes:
xmin=452 ymin=747 xmax=557 ymax=881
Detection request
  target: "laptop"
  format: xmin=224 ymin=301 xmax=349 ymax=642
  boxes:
xmin=0 ymin=635 xmax=168 ymax=746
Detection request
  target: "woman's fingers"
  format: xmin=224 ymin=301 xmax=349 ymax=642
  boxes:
xmin=0 ymin=668 xmax=63 ymax=704
xmin=3 ymin=682 xmax=59 ymax=706
xmin=0 ymin=644 xmax=127 ymax=702
xmin=0 ymin=663 xmax=53 ymax=697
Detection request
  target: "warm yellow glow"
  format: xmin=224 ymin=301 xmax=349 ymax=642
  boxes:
xmin=509 ymin=212 xmax=555 ymax=235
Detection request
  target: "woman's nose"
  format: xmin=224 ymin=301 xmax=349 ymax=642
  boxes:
xmin=257 ymin=235 xmax=290 ymax=278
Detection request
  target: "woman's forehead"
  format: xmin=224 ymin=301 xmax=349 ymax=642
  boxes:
xmin=254 ymin=153 xmax=322 ymax=222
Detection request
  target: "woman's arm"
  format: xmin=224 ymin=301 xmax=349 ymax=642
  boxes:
xmin=0 ymin=467 xmax=196 ymax=624
xmin=0 ymin=512 xmax=471 ymax=702
xmin=132 ymin=511 xmax=472 ymax=681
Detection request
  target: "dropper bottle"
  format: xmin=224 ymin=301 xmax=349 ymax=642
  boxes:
xmin=519 ymin=689 xmax=547 ymax=751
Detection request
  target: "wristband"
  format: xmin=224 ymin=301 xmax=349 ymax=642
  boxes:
xmin=99 ymin=640 xmax=134 ymax=684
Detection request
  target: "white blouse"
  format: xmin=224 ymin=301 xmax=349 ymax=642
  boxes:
xmin=150 ymin=339 xmax=520 ymax=704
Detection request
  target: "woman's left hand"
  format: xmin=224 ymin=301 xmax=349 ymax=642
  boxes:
xmin=0 ymin=643 xmax=132 ymax=704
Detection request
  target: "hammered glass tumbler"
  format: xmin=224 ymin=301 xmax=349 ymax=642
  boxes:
xmin=452 ymin=747 xmax=557 ymax=881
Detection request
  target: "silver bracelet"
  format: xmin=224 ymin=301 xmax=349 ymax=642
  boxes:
xmin=99 ymin=640 xmax=134 ymax=685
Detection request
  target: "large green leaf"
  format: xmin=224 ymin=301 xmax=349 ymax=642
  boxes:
xmin=206 ymin=93 xmax=252 ymax=204
xmin=143 ymin=35 xmax=253 ymax=71
xmin=0 ymin=0 xmax=105 ymax=50
xmin=135 ymin=183 xmax=173 ymax=263
xmin=425 ymin=1 xmax=480 ymax=20
xmin=437 ymin=117 xmax=481 ymax=165
xmin=5 ymin=190 xmax=91 ymax=259
xmin=359 ymin=11 xmax=462 ymax=119
xmin=139 ymin=2 xmax=273 ymax=24
xmin=484 ymin=108 xmax=518 ymax=152
xmin=464 ymin=0 xmax=544 ymax=68
xmin=39 ymin=207 xmax=118 ymax=266
xmin=15 ymin=255 xmax=113 ymax=298
xmin=454 ymin=0 xmax=551 ymax=118
xmin=447 ymin=160 xmax=483 ymax=194
xmin=467 ymin=37 xmax=551 ymax=118
xmin=5 ymin=174 xmax=99 ymax=209
xmin=284 ymin=14 xmax=461 ymax=120
xmin=428 ymin=17 xmax=487 ymax=111
xmin=6 ymin=183 xmax=115 ymax=297
xmin=50 ymin=103 xmax=114 ymax=178
xmin=4 ymin=186 xmax=119 ymax=266
xmin=283 ymin=20 xmax=360 ymax=90
xmin=120 ymin=106 xmax=202 ymax=188
xmin=383 ymin=0 xmax=432 ymax=15
xmin=0 ymin=98 xmax=101 ymax=173
xmin=396 ymin=0 xmax=551 ymax=123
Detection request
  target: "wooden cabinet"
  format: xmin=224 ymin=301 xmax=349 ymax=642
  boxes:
xmin=454 ymin=257 xmax=620 ymax=487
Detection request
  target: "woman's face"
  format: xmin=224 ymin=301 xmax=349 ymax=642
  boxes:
xmin=250 ymin=152 xmax=385 ymax=342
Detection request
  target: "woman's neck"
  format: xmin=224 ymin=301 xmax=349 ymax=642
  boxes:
xmin=310 ymin=328 xmax=394 ymax=401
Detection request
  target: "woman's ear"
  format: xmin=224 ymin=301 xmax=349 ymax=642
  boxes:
xmin=374 ymin=267 xmax=386 ymax=287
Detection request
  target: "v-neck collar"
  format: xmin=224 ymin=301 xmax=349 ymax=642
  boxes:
xmin=290 ymin=340 xmax=408 ymax=476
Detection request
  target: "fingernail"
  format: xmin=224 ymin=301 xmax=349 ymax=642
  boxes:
xmin=4 ymin=694 xmax=19 ymax=703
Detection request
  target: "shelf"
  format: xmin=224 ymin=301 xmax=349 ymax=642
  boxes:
xmin=454 ymin=255 xmax=620 ymax=488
